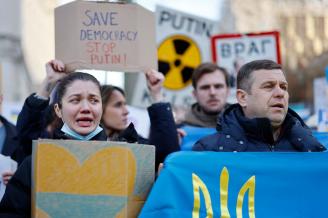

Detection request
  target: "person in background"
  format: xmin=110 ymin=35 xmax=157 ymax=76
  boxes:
xmin=100 ymin=69 xmax=179 ymax=168
xmin=193 ymin=59 xmax=326 ymax=152
xmin=178 ymin=62 xmax=230 ymax=150
xmin=100 ymin=85 xmax=129 ymax=140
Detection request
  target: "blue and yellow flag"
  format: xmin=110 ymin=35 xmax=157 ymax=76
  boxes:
xmin=139 ymin=152 xmax=328 ymax=218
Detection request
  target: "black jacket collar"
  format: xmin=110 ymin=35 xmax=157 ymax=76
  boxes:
xmin=217 ymin=104 xmax=302 ymax=144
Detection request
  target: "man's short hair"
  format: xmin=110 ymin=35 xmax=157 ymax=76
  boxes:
xmin=192 ymin=62 xmax=229 ymax=89
xmin=237 ymin=59 xmax=282 ymax=93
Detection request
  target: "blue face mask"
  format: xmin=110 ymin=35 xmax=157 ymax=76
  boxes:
xmin=61 ymin=123 xmax=103 ymax=141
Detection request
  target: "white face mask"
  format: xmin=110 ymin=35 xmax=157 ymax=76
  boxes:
xmin=61 ymin=123 xmax=103 ymax=141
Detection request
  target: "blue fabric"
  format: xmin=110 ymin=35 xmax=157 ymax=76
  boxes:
xmin=313 ymin=131 xmax=328 ymax=148
xmin=180 ymin=125 xmax=216 ymax=150
xmin=140 ymin=151 xmax=328 ymax=218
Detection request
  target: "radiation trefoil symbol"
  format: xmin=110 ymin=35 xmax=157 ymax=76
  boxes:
xmin=158 ymin=35 xmax=202 ymax=90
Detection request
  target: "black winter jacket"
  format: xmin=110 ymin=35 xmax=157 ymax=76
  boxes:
xmin=193 ymin=104 xmax=326 ymax=152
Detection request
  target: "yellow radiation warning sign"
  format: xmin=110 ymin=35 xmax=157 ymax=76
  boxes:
xmin=158 ymin=35 xmax=202 ymax=90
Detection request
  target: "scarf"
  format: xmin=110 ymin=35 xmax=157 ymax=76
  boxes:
xmin=183 ymin=103 xmax=219 ymax=128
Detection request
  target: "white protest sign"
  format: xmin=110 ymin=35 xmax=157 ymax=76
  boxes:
xmin=211 ymin=31 xmax=281 ymax=102
xmin=314 ymin=77 xmax=328 ymax=114
xmin=211 ymin=31 xmax=281 ymax=85
xmin=55 ymin=1 xmax=157 ymax=72
xmin=131 ymin=5 xmax=218 ymax=107
xmin=0 ymin=155 xmax=17 ymax=200
xmin=127 ymin=105 xmax=150 ymax=138
xmin=314 ymin=75 xmax=328 ymax=131
xmin=318 ymin=109 xmax=328 ymax=132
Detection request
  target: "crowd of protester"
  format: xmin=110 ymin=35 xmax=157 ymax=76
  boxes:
xmin=0 ymin=59 xmax=325 ymax=217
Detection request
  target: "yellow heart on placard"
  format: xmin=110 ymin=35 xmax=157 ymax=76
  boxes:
xmin=36 ymin=143 xmax=136 ymax=196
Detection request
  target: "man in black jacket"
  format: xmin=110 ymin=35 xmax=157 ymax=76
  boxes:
xmin=193 ymin=59 xmax=326 ymax=152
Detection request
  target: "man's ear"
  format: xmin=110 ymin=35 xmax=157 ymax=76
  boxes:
xmin=236 ymin=89 xmax=248 ymax=107
xmin=54 ymin=103 xmax=62 ymax=119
